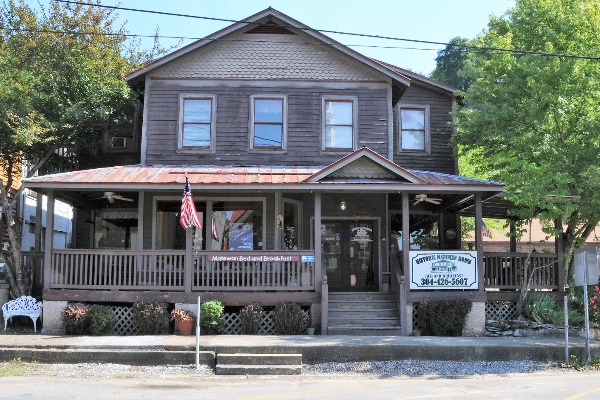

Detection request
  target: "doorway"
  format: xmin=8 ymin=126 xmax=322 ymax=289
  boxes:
xmin=321 ymin=220 xmax=377 ymax=292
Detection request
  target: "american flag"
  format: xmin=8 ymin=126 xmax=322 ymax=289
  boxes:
xmin=180 ymin=177 xmax=202 ymax=230
xmin=211 ymin=212 xmax=219 ymax=241
xmin=481 ymin=220 xmax=492 ymax=238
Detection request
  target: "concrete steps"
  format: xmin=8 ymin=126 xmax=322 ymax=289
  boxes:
xmin=215 ymin=353 xmax=302 ymax=375
xmin=328 ymin=292 xmax=401 ymax=335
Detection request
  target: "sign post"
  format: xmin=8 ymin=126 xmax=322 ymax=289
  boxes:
xmin=573 ymin=247 xmax=599 ymax=362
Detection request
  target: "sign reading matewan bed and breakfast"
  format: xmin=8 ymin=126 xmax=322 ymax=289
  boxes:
xmin=409 ymin=251 xmax=478 ymax=290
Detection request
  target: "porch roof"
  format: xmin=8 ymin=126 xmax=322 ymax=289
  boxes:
xmin=23 ymin=163 xmax=503 ymax=193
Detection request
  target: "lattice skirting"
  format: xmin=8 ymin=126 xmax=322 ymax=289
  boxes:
xmin=485 ymin=301 xmax=518 ymax=322
xmin=97 ymin=305 xmax=310 ymax=336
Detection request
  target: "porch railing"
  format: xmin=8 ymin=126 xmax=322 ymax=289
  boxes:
xmin=48 ymin=249 xmax=315 ymax=291
xmin=482 ymin=252 xmax=559 ymax=290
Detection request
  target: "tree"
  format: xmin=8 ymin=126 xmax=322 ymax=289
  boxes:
xmin=453 ymin=0 xmax=600 ymax=282
xmin=0 ymin=0 xmax=137 ymax=298
xmin=430 ymin=37 xmax=474 ymax=90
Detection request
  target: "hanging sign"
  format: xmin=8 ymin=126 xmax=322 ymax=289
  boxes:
xmin=409 ymin=251 xmax=478 ymax=290
xmin=351 ymin=226 xmax=372 ymax=243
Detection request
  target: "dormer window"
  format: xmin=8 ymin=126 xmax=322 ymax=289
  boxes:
xmin=178 ymin=94 xmax=216 ymax=152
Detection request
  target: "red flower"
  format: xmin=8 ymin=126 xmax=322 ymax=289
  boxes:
xmin=594 ymin=305 xmax=598 ymax=310
xmin=595 ymin=295 xmax=599 ymax=300
xmin=592 ymin=300 xmax=596 ymax=304
xmin=596 ymin=285 xmax=600 ymax=291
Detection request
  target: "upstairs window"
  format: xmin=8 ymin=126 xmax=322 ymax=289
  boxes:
xmin=250 ymin=96 xmax=286 ymax=150
xmin=323 ymin=98 xmax=356 ymax=151
xmin=179 ymin=94 xmax=216 ymax=151
xmin=398 ymin=105 xmax=429 ymax=152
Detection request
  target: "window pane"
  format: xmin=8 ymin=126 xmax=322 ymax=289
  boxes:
xmin=183 ymin=123 xmax=211 ymax=147
xmin=326 ymin=101 xmax=352 ymax=125
xmin=184 ymin=99 xmax=211 ymax=123
xmin=326 ymin=126 xmax=353 ymax=148
xmin=402 ymin=130 xmax=425 ymax=150
xmin=211 ymin=201 xmax=263 ymax=251
xmin=401 ymin=109 xmax=424 ymax=130
xmin=254 ymin=124 xmax=282 ymax=147
xmin=255 ymin=99 xmax=282 ymax=123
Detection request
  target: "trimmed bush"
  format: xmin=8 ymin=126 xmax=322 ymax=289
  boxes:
xmin=417 ymin=298 xmax=472 ymax=336
xmin=201 ymin=300 xmax=224 ymax=335
xmin=133 ymin=301 xmax=169 ymax=335
xmin=62 ymin=303 xmax=90 ymax=335
xmin=239 ymin=303 xmax=263 ymax=334
xmin=88 ymin=305 xmax=116 ymax=336
xmin=272 ymin=302 xmax=308 ymax=335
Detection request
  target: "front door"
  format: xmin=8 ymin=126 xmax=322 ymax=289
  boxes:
xmin=321 ymin=220 xmax=377 ymax=292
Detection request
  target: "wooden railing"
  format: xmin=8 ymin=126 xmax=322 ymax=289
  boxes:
xmin=482 ymin=252 xmax=559 ymax=290
xmin=48 ymin=249 xmax=315 ymax=291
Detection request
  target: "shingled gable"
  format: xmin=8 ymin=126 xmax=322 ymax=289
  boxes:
xmin=126 ymin=7 xmax=411 ymax=92
xmin=305 ymin=147 xmax=424 ymax=183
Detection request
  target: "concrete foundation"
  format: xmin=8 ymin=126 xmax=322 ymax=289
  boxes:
xmin=463 ymin=302 xmax=486 ymax=337
xmin=41 ymin=300 xmax=67 ymax=335
xmin=0 ymin=284 xmax=9 ymax=322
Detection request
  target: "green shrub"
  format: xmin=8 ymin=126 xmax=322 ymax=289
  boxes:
xmin=522 ymin=293 xmax=559 ymax=323
xmin=547 ymin=308 xmax=585 ymax=327
xmin=200 ymin=300 xmax=224 ymax=335
xmin=88 ymin=305 xmax=116 ymax=336
xmin=61 ymin=303 xmax=90 ymax=335
xmin=417 ymin=298 xmax=472 ymax=336
xmin=239 ymin=303 xmax=263 ymax=334
xmin=272 ymin=302 xmax=308 ymax=335
xmin=132 ymin=301 xmax=169 ymax=335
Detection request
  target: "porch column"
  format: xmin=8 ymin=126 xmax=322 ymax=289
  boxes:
xmin=509 ymin=221 xmax=517 ymax=252
xmin=137 ymin=192 xmax=144 ymax=250
xmin=43 ymin=190 xmax=55 ymax=291
xmin=474 ymin=192 xmax=485 ymax=292
xmin=401 ymin=192 xmax=410 ymax=335
xmin=34 ymin=192 xmax=43 ymax=251
xmin=314 ymin=192 xmax=322 ymax=293
xmin=274 ymin=192 xmax=282 ymax=250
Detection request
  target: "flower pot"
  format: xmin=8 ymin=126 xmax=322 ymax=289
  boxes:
xmin=412 ymin=330 xmax=421 ymax=336
xmin=307 ymin=327 xmax=315 ymax=335
xmin=177 ymin=319 xmax=194 ymax=335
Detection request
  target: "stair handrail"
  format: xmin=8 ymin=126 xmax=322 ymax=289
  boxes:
xmin=390 ymin=250 xmax=407 ymax=336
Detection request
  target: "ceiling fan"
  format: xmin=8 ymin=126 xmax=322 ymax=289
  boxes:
xmin=413 ymin=194 xmax=442 ymax=206
xmin=100 ymin=192 xmax=134 ymax=204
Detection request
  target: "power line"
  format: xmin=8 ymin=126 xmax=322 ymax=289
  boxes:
xmin=52 ymin=0 xmax=600 ymax=61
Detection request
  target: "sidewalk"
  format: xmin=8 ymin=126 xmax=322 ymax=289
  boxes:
xmin=0 ymin=333 xmax=599 ymax=366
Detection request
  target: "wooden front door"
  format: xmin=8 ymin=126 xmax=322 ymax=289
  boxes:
xmin=321 ymin=220 xmax=377 ymax=292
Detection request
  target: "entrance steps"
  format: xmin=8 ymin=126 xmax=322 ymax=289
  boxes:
xmin=215 ymin=353 xmax=302 ymax=375
xmin=327 ymin=292 xmax=402 ymax=335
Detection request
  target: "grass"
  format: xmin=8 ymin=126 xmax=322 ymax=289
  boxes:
xmin=0 ymin=358 xmax=41 ymax=377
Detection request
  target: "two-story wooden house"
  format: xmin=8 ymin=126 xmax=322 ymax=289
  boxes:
xmin=25 ymin=8 xmax=539 ymax=336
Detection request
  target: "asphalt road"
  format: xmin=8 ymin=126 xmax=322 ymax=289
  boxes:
xmin=1 ymin=371 xmax=600 ymax=400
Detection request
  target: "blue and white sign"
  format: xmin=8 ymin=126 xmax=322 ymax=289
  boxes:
xmin=409 ymin=251 xmax=478 ymax=290
xmin=301 ymin=255 xmax=315 ymax=263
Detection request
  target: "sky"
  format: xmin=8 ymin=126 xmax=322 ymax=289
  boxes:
xmin=36 ymin=0 xmax=515 ymax=75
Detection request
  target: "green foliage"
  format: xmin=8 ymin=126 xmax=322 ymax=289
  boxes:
xmin=417 ymin=298 xmax=472 ymax=336
xmin=453 ymin=0 xmax=600 ymax=281
xmin=272 ymin=302 xmax=309 ymax=335
xmin=566 ymin=281 xmax=600 ymax=325
xmin=61 ymin=303 xmax=90 ymax=335
xmin=430 ymin=36 xmax=474 ymax=90
xmin=87 ymin=305 xmax=116 ymax=336
xmin=239 ymin=303 xmax=263 ymax=335
xmin=132 ymin=302 xmax=168 ymax=335
xmin=200 ymin=300 xmax=224 ymax=335
xmin=522 ymin=293 xmax=559 ymax=323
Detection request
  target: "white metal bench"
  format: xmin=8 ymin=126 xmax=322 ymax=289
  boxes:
xmin=2 ymin=296 xmax=43 ymax=332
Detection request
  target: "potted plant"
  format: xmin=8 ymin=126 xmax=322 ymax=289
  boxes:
xmin=170 ymin=309 xmax=195 ymax=335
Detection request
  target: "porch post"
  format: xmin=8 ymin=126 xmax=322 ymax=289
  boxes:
xmin=474 ymin=192 xmax=485 ymax=292
xmin=137 ymin=192 xmax=144 ymax=250
xmin=34 ymin=192 xmax=43 ymax=251
xmin=43 ymin=190 xmax=55 ymax=291
xmin=401 ymin=192 xmax=410 ymax=335
xmin=315 ymin=192 xmax=322 ymax=293
xmin=185 ymin=228 xmax=192 ymax=293
xmin=274 ymin=192 xmax=282 ymax=250
xmin=509 ymin=221 xmax=517 ymax=252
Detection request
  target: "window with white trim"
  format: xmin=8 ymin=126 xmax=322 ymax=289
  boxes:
xmin=322 ymin=98 xmax=357 ymax=151
xmin=178 ymin=94 xmax=216 ymax=151
xmin=250 ymin=95 xmax=286 ymax=150
xmin=398 ymin=105 xmax=429 ymax=152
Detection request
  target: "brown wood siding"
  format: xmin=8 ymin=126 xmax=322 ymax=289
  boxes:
xmin=144 ymin=81 xmax=389 ymax=166
xmin=393 ymin=84 xmax=456 ymax=174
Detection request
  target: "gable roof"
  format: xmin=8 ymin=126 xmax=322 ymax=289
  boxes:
xmin=126 ymin=8 xmax=411 ymax=91
xmin=305 ymin=147 xmax=425 ymax=183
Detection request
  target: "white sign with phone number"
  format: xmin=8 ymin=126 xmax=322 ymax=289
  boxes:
xmin=409 ymin=251 xmax=478 ymax=290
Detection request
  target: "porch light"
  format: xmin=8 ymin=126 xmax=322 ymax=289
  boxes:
xmin=340 ymin=201 xmax=347 ymax=211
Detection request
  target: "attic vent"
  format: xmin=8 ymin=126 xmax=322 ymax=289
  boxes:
xmin=244 ymin=22 xmax=296 ymax=35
